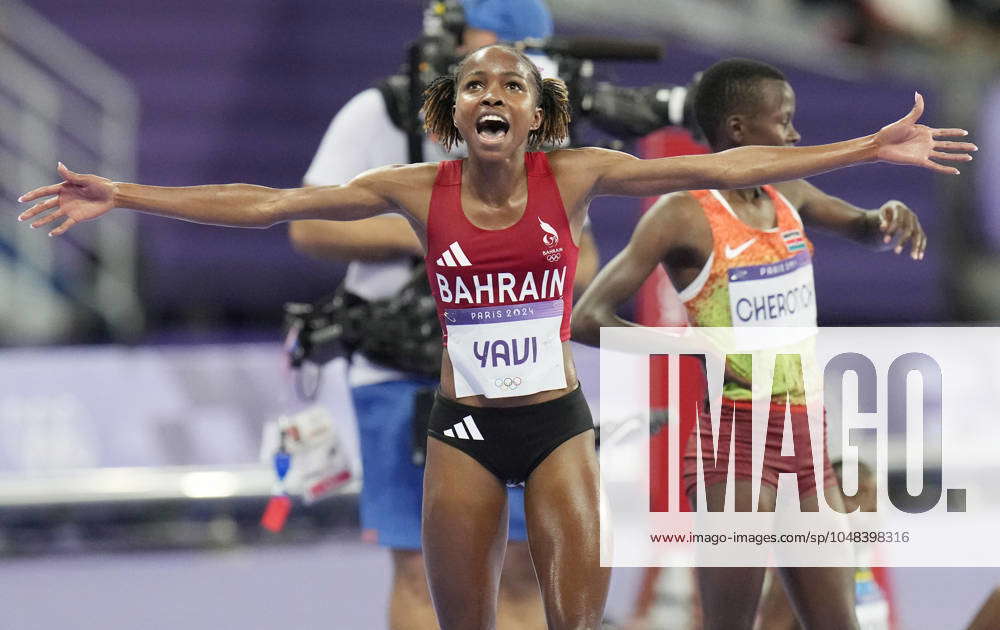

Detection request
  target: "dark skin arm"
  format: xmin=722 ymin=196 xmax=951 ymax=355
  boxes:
xmin=289 ymin=215 xmax=424 ymax=263
xmin=289 ymin=211 xmax=599 ymax=291
xmin=571 ymin=194 xmax=737 ymax=375
xmin=564 ymin=92 xmax=972 ymax=203
xmin=776 ymin=179 xmax=926 ymax=259
xmin=18 ymin=162 xmax=437 ymax=237
xmin=571 ymin=195 xmax=696 ymax=347
xmin=571 ymin=178 xmax=929 ymax=348
xmin=572 ymin=225 xmax=600 ymax=293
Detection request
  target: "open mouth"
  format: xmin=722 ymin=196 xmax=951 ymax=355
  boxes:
xmin=475 ymin=114 xmax=510 ymax=142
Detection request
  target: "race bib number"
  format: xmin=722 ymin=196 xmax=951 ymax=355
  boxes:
xmin=445 ymin=299 xmax=567 ymax=399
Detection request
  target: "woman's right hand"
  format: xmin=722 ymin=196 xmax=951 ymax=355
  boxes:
xmin=17 ymin=163 xmax=116 ymax=236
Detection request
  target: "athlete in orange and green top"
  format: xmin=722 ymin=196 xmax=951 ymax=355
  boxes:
xmin=679 ymin=185 xmax=817 ymax=401
xmin=573 ymin=58 xmax=928 ymax=630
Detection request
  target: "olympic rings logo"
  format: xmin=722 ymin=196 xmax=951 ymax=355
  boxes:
xmin=545 ymin=254 xmax=561 ymax=262
xmin=494 ymin=376 xmax=523 ymax=391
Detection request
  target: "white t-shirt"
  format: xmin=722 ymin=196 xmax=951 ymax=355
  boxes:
xmin=303 ymin=86 xmax=460 ymax=387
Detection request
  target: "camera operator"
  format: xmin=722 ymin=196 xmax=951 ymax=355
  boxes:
xmin=289 ymin=2 xmax=596 ymax=629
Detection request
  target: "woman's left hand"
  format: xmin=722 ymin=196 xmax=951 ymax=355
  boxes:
xmin=873 ymin=93 xmax=977 ymax=174
xmin=877 ymin=200 xmax=926 ymax=259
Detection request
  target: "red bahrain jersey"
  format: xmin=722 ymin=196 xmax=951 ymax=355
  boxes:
xmin=425 ymin=151 xmax=579 ymax=345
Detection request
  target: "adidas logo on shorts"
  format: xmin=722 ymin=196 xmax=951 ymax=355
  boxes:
xmin=436 ymin=241 xmax=472 ymax=267
xmin=443 ymin=415 xmax=484 ymax=441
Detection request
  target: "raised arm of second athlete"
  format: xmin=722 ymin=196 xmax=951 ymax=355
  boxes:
xmin=569 ymin=180 xmax=926 ymax=347
xmin=777 ymin=179 xmax=925 ymax=256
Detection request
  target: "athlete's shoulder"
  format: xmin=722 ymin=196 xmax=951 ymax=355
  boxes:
xmin=349 ymin=162 xmax=441 ymax=212
xmin=355 ymin=161 xmax=439 ymax=184
xmin=545 ymin=146 xmax=635 ymax=172
xmin=635 ymin=191 xmax=712 ymax=257
xmin=545 ymin=148 xmax=637 ymax=201
xmin=646 ymin=190 xmax=705 ymax=225
xmin=771 ymin=179 xmax=811 ymax=207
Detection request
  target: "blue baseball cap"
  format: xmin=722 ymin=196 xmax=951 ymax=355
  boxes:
xmin=461 ymin=0 xmax=554 ymax=41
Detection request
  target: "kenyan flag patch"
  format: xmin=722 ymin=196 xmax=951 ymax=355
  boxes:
xmin=781 ymin=229 xmax=806 ymax=252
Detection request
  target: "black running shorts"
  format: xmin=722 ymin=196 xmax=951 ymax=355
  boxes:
xmin=427 ymin=386 xmax=595 ymax=486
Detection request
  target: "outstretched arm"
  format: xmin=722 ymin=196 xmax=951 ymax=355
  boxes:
xmin=17 ymin=162 xmax=433 ymax=237
xmin=572 ymin=207 xmax=672 ymax=347
xmin=778 ymin=179 xmax=927 ymax=259
xmin=586 ymin=93 xmax=975 ymax=199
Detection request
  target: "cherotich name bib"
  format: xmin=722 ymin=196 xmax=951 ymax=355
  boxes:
xmin=727 ymin=250 xmax=817 ymax=328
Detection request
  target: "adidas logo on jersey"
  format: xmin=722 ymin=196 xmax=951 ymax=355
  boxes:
xmin=443 ymin=415 xmax=484 ymax=441
xmin=436 ymin=241 xmax=472 ymax=267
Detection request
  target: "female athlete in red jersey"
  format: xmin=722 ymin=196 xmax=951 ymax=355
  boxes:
xmin=17 ymin=44 xmax=974 ymax=630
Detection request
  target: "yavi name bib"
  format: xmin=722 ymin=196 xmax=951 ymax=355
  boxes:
xmin=445 ymin=299 xmax=567 ymax=399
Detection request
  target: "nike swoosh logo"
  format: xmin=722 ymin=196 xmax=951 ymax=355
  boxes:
xmin=724 ymin=238 xmax=757 ymax=259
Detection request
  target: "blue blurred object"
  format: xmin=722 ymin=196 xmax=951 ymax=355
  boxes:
xmin=461 ymin=0 xmax=553 ymax=40
xmin=274 ymin=449 xmax=292 ymax=482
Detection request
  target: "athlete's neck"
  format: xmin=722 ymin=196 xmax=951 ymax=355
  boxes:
xmin=721 ymin=186 xmax=777 ymax=231
xmin=729 ymin=186 xmax=763 ymax=204
xmin=464 ymin=152 xmax=528 ymax=209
